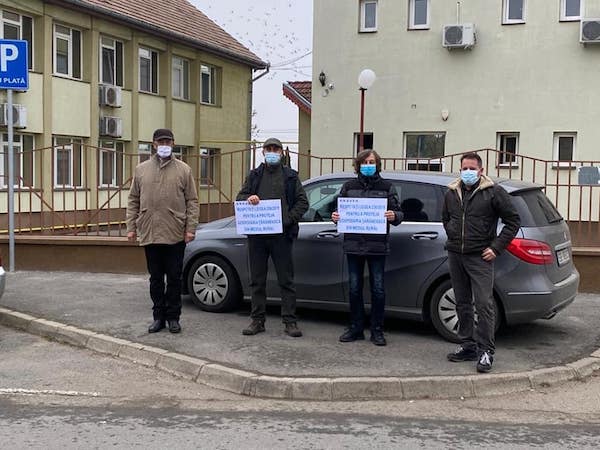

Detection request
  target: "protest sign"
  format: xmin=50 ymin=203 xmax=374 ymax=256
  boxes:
xmin=235 ymin=199 xmax=283 ymax=235
xmin=337 ymin=197 xmax=387 ymax=234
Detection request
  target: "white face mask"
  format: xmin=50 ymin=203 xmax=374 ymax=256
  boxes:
xmin=157 ymin=145 xmax=172 ymax=158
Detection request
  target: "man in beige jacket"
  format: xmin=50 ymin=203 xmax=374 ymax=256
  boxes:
xmin=126 ymin=128 xmax=199 ymax=334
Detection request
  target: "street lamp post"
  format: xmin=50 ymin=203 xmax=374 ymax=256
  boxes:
xmin=358 ymin=69 xmax=376 ymax=152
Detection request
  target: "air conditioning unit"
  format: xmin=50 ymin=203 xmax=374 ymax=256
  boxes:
xmin=99 ymin=84 xmax=122 ymax=107
xmin=0 ymin=103 xmax=27 ymax=128
xmin=580 ymin=19 xmax=600 ymax=43
xmin=99 ymin=116 xmax=122 ymax=138
xmin=443 ymin=23 xmax=476 ymax=49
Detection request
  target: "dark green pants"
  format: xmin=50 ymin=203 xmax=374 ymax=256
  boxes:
xmin=248 ymin=235 xmax=297 ymax=323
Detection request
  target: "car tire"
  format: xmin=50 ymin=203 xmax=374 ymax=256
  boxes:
xmin=187 ymin=255 xmax=241 ymax=312
xmin=429 ymin=279 xmax=501 ymax=343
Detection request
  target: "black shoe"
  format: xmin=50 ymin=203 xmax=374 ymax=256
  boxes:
xmin=284 ymin=322 xmax=303 ymax=337
xmin=370 ymin=329 xmax=387 ymax=346
xmin=148 ymin=320 xmax=165 ymax=333
xmin=167 ymin=319 xmax=181 ymax=334
xmin=477 ymin=351 xmax=494 ymax=373
xmin=447 ymin=346 xmax=478 ymax=362
xmin=242 ymin=319 xmax=265 ymax=336
xmin=339 ymin=328 xmax=365 ymax=343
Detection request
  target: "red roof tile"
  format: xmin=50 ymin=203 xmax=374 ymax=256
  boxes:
xmin=57 ymin=0 xmax=266 ymax=68
xmin=283 ymin=81 xmax=312 ymax=115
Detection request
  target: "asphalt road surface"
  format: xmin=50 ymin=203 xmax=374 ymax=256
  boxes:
xmin=1 ymin=326 xmax=600 ymax=449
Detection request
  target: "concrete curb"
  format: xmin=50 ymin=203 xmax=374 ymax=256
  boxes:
xmin=1 ymin=306 xmax=598 ymax=401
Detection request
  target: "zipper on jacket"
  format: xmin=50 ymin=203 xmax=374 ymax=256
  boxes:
xmin=460 ymin=184 xmax=483 ymax=253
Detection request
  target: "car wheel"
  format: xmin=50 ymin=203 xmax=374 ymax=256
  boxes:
xmin=429 ymin=279 xmax=501 ymax=343
xmin=187 ymin=255 xmax=241 ymax=312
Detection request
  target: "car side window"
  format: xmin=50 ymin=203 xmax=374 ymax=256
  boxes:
xmin=301 ymin=180 xmax=347 ymax=222
xmin=394 ymin=181 xmax=443 ymax=222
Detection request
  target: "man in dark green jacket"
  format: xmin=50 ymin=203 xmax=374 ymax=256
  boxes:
xmin=236 ymin=138 xmax=308 ymax=337
xmin=443 ymin=152 xmax=520 ymax=373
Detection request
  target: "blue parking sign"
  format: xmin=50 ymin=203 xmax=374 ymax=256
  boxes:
xmin=0 ymin=39 xmax=28 ymax=90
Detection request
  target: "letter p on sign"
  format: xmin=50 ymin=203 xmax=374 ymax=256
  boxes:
xmin=0 ymin=44 xmax=18 ymax=72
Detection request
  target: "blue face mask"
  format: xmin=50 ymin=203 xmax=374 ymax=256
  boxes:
xmin=360 ymin=164 xmax=376 ymax=177
xmin=264 ymin=152 xmax=281 ymax=165
xmin=461 ymin=169 xmax=480 ymax=186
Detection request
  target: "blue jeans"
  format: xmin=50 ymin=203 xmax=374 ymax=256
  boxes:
xmin=347 ymin=254 xmax=386 ymax=331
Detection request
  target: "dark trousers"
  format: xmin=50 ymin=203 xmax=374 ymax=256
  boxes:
xmin=144 ymin=241 xmax=186 ymax=321
xmin=347 ymin=254 xmax=386 ymax=332
xmin=448 ymin=251 xmax=496 ymax=354
xmin=248 ymin=235 xmax=297 ymax=323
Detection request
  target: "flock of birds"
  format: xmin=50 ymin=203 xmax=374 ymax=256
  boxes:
xmin=194 ymin=1 xmax=313 ymax=80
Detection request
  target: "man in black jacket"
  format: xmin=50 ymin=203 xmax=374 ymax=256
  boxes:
xmin=236 ymin=138 xmax=309 ymax=337
xmin=332 ymin=150 xmax=402 ymax=346
xmin=442 ymin=152 xmax=520 ymax=373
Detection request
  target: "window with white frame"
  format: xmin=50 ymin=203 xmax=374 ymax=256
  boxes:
xmin=173 ymin=145 xmax=189 ymax=161
xmin=200 ymin=148 xmax=220 ymax=186
xmin=54 ymin=24 xmax=81 ymax=78
xmin=201 ymin=64 xmax=217 ymax=105
xmin=138 ymin=142 xmax=152 ymax=163
xmin=172 ymin=56 xmax=190 ymax=100
xmin=353 ymin=132 xmax=374 ymax=154
xmin=139 ymin=47 xmax=158 ymax=94
xmin=0 ymin=133 xmax=34 ymax=188
xmin=359 ymin=0 xmax=378 ymax=32
xmin=503 ymin=0 xmax=526 ymax=24
xmin=560 ymin=0 xmax=582 ymax=21
xmin=54 ymin=137 xmax=82 ymax=187
xmin=100 ymin=36 xmax=123 ymax=86
xmin=553 ymin=132 xmax=576 ymax=166
xmin=497 ymin=132 xmax=519 ymax=166
xmin=1 ymin=10 xmax=33 ymax=70
xmin=99 ymin=140 xmax=124 ymax=187
xmin=404 ymin=132 xmax=445 ymax=171
xmin=409 ymin=0 xmax=430 ymax=29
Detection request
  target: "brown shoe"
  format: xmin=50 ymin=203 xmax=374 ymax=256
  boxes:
xmin=242 ymin=319 xmax=265 ymax=336
xmin=284 ymin=322 xmax=302 ymax=338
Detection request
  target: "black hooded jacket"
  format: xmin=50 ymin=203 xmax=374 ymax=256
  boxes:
xmin=442 ymin=175 xmax=521 ymax=255
xmin=338 ymin=173 xmax=402 ymax=255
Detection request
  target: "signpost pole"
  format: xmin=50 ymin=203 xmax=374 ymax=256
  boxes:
xmin=0 ymin=39 xmax=29 ymax=272
xmin=7 ymin=88 xmax=14 ymax=271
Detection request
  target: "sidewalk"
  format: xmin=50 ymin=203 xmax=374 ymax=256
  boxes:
xmin=1 ymin=271 xmax=599 ymax=400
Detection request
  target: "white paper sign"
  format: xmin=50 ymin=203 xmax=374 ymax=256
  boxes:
xmin=235 ymin=199 xmax=283 ymax=235
xmin=337 ymin=197 xmax=387 ymax=234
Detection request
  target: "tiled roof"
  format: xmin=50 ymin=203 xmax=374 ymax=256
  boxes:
xmin=283 ymin=81 xmax=312 ymax=115
xmin=57 ymin=0 xmax=266 ymax=68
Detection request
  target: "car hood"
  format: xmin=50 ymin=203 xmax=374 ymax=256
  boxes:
xmin=196 ymin=216 xmax=235 ymax=231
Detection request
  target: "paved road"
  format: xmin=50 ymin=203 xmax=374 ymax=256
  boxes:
xmin=2 ymin=326 xmax=600 ymax=449
xmin=2 ymin=271 xmax=600 ymax=377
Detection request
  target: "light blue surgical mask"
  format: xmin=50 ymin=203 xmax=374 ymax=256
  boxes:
xmin=461 ymin=169 xmax=480 ymax=186
xmin=264 ymin=152 xmax=281 ymax=165
xmin=360 ymin=164 xmax=376 ymax=177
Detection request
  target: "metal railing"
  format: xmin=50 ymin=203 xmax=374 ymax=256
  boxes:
xmin=1 ymin=145 xmax=599 ymax=245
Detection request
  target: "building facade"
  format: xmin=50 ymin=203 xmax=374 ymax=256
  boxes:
xmin=312 ymin=0 xmax=600 ymax=167
xmin=0 ymin=0 xmax=265 ymax=229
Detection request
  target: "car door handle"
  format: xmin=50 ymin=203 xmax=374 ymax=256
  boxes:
xmin=317 ymin=231 xmax=340 ymax=239
xmin=411 ymin=232 xmax=439 ymax=240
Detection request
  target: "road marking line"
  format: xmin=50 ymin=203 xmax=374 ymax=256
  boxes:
xmin=0 ymin=388 xmax=100 ymax=397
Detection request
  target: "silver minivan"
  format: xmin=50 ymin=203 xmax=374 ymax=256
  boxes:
xmin=183 ymin=171 xmax=579 ymax=342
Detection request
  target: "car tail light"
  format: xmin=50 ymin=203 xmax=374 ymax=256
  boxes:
xmin=506 ymin=238 xmax=553 ymax=265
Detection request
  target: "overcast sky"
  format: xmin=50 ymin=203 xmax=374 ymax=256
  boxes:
xmin=190 ymin=1 xmax=313 ymax=147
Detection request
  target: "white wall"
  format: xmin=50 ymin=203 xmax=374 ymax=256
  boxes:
xmin=312 ymin=0 xmax=600 ymax=161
